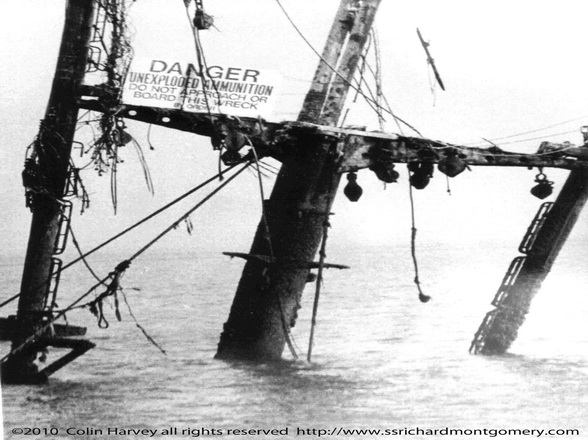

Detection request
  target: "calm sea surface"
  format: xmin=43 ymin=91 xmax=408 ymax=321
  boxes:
xmin=2 ymin=243 xmax=587 ymax=439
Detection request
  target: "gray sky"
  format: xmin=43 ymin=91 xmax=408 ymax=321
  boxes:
xmin=1 ymin=0 xmax=587 ymax=276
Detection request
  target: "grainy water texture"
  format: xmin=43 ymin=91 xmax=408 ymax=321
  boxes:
xmin=2 ymin=243 xmax=587 ymax=439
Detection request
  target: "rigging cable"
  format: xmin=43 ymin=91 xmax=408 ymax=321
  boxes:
xmin=364 ymin=62 xmax=421 ymax=136
xmin=121 ymin=289 xmax=167 ymax=354
xmin=356 ymin=63 xmax=404 ymax=134
xmin=182 ymin=3 xmax=216 ymax=118
xmin=248 ymin=140 xmax=299 ymax=359
xmin=125 ymin=162 xmax=250 ymax=262
xmin=307 ymin=146 xmax=337 ymax=362
xmin=340 ymin=32 xmax=373 ymax=127
xmin=69 ymin=224 xmax=164 ymax=345
xmin=372 ymin=28 xmax=385 ymax=131
xmin=467 ymin=115 xmax=588 ymax=147
xmin=307 ymin=207 xmax=331 ymax=362
xmin=1 ymin=273 xmax=111 ymax=364
xmin=1 ymin=162 xmax=251 ymax=364
xmin=480 ymin=129 xmax=581 ymax=147
xmin=183 ymin=1 xmax=229 ymax=178
xmin=274 ymin=0 xmax=420 ymax=135
xmin=249 ymin=144 xmax=275 ymax=260
xmin=0 ymin=165 xmax=241 ymax=310
xmin=68 ymin=226 xmax=166 ymax=352
xmin=69 ymin=225 xmax=106 ymax=286
xmin=256 ymin=160 xmax=279 ymax=176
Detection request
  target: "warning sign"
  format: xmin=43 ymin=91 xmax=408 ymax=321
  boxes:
xmin=122 ymin=58 xmax=281 ymax=118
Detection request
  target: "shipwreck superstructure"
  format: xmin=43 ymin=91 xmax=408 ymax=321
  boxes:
xmin=1 ymin=0 xmax=588 ymax=384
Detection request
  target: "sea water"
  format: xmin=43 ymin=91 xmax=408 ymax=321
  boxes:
xmin=1 ymin=243 xmax=587 ymax=439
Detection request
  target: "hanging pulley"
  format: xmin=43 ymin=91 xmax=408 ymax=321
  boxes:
xmin=212 ymin=117 xmax=248 ymax=165
xmin=113 ymin=120 xmax=132 ymax=146
xmin=530 ymin=170 xmax=553 ymax=200
xmin=408 ymin=161 xmax=434 ymax=189
xmin=438 ymin=149 xmax=467 ymax=178
xmin=344 ymin=171 xmax=363 ymax=202
xmin=193 ymin=0 xmax=214 ymax=30
xmin=368 ymin=144 xmax=400 ymax=183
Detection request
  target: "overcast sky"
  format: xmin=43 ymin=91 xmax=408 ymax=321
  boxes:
xmin=1 ymin=0 xmax=587 ymax=280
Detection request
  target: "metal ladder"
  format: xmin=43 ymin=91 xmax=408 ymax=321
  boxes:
xmin=470 ymin=202 xmax=554 ymax=354
xmin=44 ymin=187 xmax=75 ymax=312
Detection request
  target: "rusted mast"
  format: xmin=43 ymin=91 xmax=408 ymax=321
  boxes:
xmin=216 ymin=0 xmax=382 ymax=361
xmin=1 ymin=0 xmax=95 ymax=384
xmin=472 ymin=166 xmax=588 ymax=355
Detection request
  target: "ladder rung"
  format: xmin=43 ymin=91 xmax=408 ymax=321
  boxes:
xmin=491 ymin=256 xmax=526 ymax=307
xmin=519 ymin=202 xmax=554 ymax=254
xmin=46 ymin=257 xmax=63 ymax=310
xmin=53 ymin=201 xmax=73 ymax=255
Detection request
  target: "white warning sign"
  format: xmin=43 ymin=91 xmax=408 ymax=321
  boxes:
xmin=122 ymin=58 xmax=281 ymax=118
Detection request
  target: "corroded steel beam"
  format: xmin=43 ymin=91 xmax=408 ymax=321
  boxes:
xmin=335 ymin=131 xmax=587 ymax=171
xmin=77 ymin=99 xmax=588 ymax=171
xmin=79 ymin=93 xmax=279 ymax=145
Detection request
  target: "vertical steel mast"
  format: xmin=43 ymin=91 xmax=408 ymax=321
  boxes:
xmin=216 ymin=0 xmax=382 ymax=361
xmin=2 ymin=0 xmax=95 ymax=384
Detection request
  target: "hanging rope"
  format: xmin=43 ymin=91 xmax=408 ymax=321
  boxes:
xmin=1 ymin=165 xmax=240 ymax=310
xmin=306 ymin=161 xmax=338 ymax=362
xmin=248 ymin=143 xmax=298 ymax=359
xmin=111 ymin=142 xmax=119 ymax=213
xmin=364 ymin=63 xmax=423 ymax=136
xmin=52 ymin=235 xmax=165 ymax=353
xmin=129 ymin=135 xmax=155 ymax=195
xmin=445 ymin=174 xmax=452 ymax=195
xmin=273 ymin=0 xmax=423 ymax=136
xmin=426 ymin=58 xmax=437 ymax=107
xmin=340 ymin=32 xmax=373 ymax=127
xmin=307 ymin=212 xmax=331 ymax=362
xmin=121 ymin=289 xmax=167 ymax=355
xmin=183 ymin=0 xmax=229 ymax=176
xmin=84 ymin=261 xmax=129 ymax=329
xmin=249 ymin=145 xmax=274 ymax=259
xmin=1 ymin=162 xmax=251 ymax=364
xmin=0 ymin=272 xmax=113 ymax=364
xmin=274 ymin=0 xmax=409 ymax=129
xmin=182 ymin=4 xmax=217 ymax=119
xmin=67 ymin=162 xmax=91 ymax=213
xmin=69 ymin=225 xmax=107 ymax=286
xmin=372 ymin=28 xmax=385 ymax=131
xmin=407 ymin=169 xmax=431 ymax=303
xmin=146 ymin=124 xmax=156 ymax=151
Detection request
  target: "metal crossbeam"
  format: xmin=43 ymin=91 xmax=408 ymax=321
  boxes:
xmin=336 ymin=132 xmax=587 ymax=171
xmin=78 ymin=90 xmax=588 ymax=172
